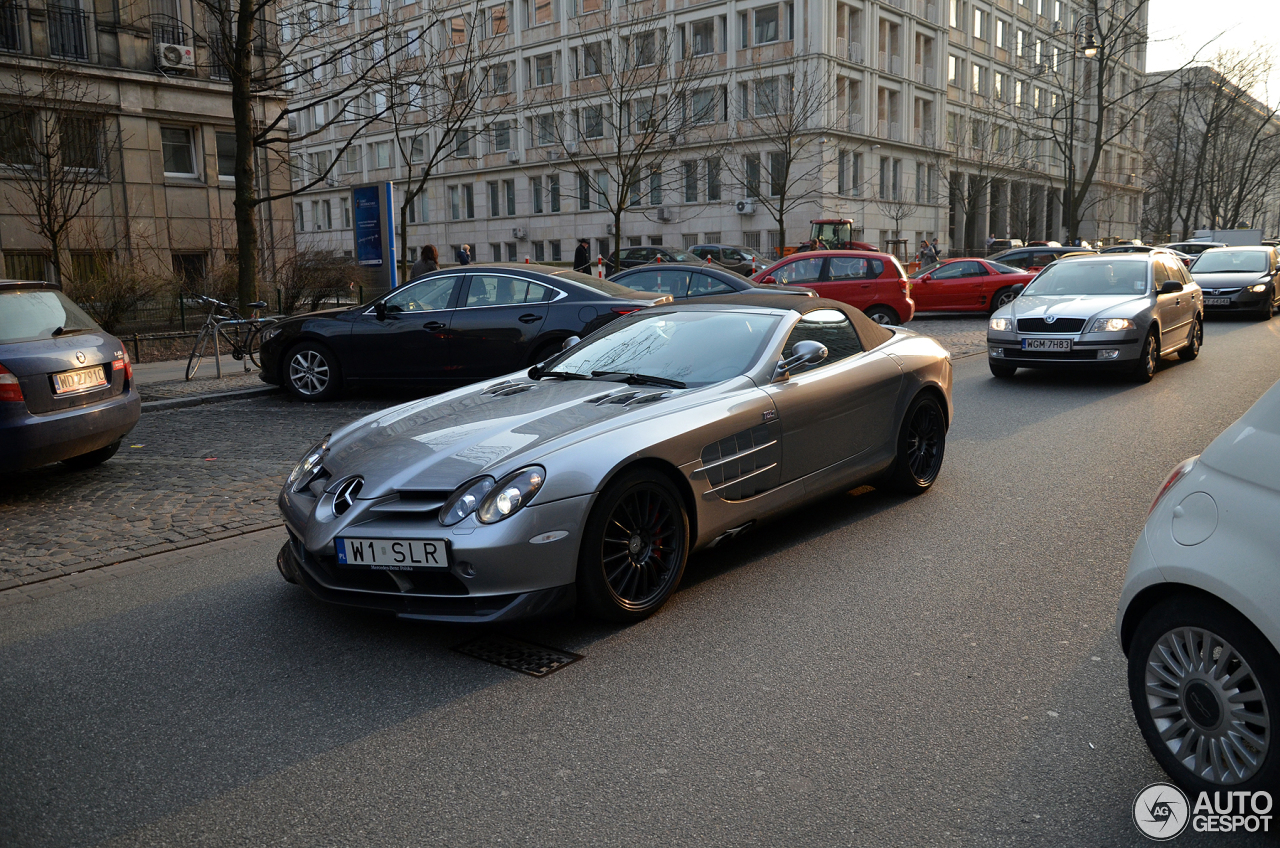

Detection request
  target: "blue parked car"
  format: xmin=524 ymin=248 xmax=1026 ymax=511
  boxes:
xmin=0 ymin=280 xmax=141 ymax=472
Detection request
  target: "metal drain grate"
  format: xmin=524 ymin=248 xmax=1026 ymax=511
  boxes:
xmin=455 ymin=635 xmax=582 ymax=678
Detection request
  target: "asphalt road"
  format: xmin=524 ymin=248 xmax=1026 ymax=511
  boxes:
xmin=2 ymin=316 xmax=1279 ymax=847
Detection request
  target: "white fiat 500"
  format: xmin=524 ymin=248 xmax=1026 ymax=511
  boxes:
xmin=1118 ymin=379 xmax=1280 ymax=792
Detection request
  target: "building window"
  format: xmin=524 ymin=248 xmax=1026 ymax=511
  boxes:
xmin=535 ymin=53 xmax=555 ymax=86
xmin=537 ymin=113 xmax=556 ymax=146
xmin=504 ymin=179 xmax=516 ymax=215
xmin=533 ymin=175 xmax=544 ymax=213
xmin=683 ymin=160 xmax=698 ymax=202
xmin=341 ymin=196 xmax=351 ymax=227
xmin=506 ymin=242 xmax=517 ymax=261
xmin=633 ymin=32 xmax=655 ymax=66
xmin=550 ymin=240 xmax=561 ymax=261
xmin=690 ymin=88 xmax=716 ymax=124
xmin=768 ymin=151 xmax=785 ymax=197
xmin=549 ymin=175 xmax=560 ymax=212
xmin=649 ymin=168 xmax=661 ymax=206
xmin=215 ymin=131 xmax=236 ymax=179
xmin=161 ymin=127 xmax=196 ymax=176
xmin=448 ymin=186 xmax=460 ymax=219
xmin=755 ymin=77 xmax=779 ymax=115
xmin=454 ymin=128 xmax=472 ymax=157
xmin=583 ymin=106 xmax=604 ymax=139
xmin=948 ymin=55 xmax=963 ymax=86
xmin=582 ymin=42 xmax=602 ymax=76
xmin=745 ymin=154 xmax=761 ymax=198
xmin=343 ymin=146 xmax=360 ymax=174
xmin=578 ymin=173 xmax=590 ymax=210
xmin=493 ymin=120 xmax=512 ymax=152
xmin=491 ymin=242 xmax=503 ymax=261
xmin=754 ymin=5 xmax=778 ymax=44
xmin=488 ymin=181 xmax=500 ymax=216
xmin=374 ymin=141 xmax=390 ymax=169
xmin=534 ymin=242 xmax=545 ymax=262
xmin=463 ymin=184 xmax=475 ymax=218
xmin=594 ymin=170 xmax=609 ymax=208
xmin=491 ymin=63 xmax=510 ymax=94
xmin=691 ymin=19 xmax=715 ymax=55
xmin=706 ymin=157 xmax=721 ymax=201
xmin=294 ymin=202 xmax=304 ymax=232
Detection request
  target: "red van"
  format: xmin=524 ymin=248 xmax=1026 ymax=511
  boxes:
xmin=753 ymin=250 xmax=916 ymax=325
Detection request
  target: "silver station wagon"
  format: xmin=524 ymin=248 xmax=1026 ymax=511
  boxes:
xmin=986 ymin=254 xmax=1203 ymax=382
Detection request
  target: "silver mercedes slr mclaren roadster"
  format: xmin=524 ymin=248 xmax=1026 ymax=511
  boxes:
xmin=276 ymin=295 xmax=953 ymax=623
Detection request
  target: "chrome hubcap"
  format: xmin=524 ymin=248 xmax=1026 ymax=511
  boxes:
xmin=289 ymin=350 xmax=330 ymax=395
xmin=1145 ymin=626 xmax=1270 ymax=785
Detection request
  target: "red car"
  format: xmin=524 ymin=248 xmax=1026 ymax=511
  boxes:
xmin=908 ymin=258 xmax=1035 ymax=313
xmin=753 ymin=250 xmax=915 ymax=325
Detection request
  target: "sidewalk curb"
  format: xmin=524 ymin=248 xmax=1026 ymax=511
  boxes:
xmin=141 ymin=385 xmax=279 ymax=412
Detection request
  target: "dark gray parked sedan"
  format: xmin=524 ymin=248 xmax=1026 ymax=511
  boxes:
xmin=986 ymin=253 xmax=1203 ymax=382
xmin=0 ymin=281 xmax=141 ymax=472
xmin=1188 ymin=246 xmax=1280 ymax=319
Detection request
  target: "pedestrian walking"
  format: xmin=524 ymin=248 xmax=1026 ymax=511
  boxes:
xmin=456 ymin=244 xmax=471 ymax=265
xmin=410 ymin=244 xmax=439 ymax=278
xmin=573 ymin=238 xmax=591 ymax=272
xmin=985 ymin=233 xmax=996 ymax=253
xmin=930 ymin=237 xmax=940 ymax=260
xmin=916 ymin=240 xmax=931 ymax=264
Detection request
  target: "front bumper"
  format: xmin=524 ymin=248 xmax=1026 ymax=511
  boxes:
xmin=1200 ymin=288 xmax=1271 ymax=312
xmin=986 ymin=331 xmax=1141 ymax=368
xmin=278 ymin=483 xmax=595 ymax=623
xmin=0 ymin=389 xmax=141 ymax=472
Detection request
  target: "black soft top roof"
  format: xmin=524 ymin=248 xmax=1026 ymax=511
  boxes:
xmin=681 ymin=293 xmax=895 ymax=350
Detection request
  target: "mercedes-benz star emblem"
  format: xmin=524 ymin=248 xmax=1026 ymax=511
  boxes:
xmin=1044 ymin=315 xmax=1057 ymax=324
xmin=75 ymin=351 xmax=86 ymax=364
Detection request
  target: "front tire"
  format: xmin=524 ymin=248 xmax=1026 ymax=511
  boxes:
xmin=1128 ymin=595 xmax=1280 ymax=793
xmin=989 ymin=360 xmax=1017 ymax=379
xmin=990 ymin=287 xmax=1018 ymax=313
xmin=185 ymin=326 xmax=212 ymax=380
xmin=1130 ymin=330 xmax=1159 ymax=383
xmin=285 ymin=341 xmax=343 ymax=402
xmin=577 ymin=469 xmax=690 ymax=623
xmin=881 ymin=394 xmax=947 ymax=495
xmin=865 ymin=305 xmax=900 ymax=326
xmin=1259 ymin=292 xmax=1275 ymax=320
xmin=1178 ymin=316 xmax=1203 ymax=361
xmin=62 ymin=438 xmax=122 ymax=470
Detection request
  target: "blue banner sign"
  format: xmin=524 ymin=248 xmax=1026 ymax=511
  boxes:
xmin=353 ymin=186 xmax=382 ymax=266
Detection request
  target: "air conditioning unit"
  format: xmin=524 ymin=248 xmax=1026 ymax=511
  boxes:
xmin=606 ymin=223 xmax=616 ymax=235
xmin=565 ymin=141 xmax=579 ymax=154
xmin=507 ymin=150 xmax=520 ymax=163
xmin=1051 ymin=20 xmax=1062 ymax=32
xmin=156 ymin=42 xmax=195 ymax=71
xmin=736 ymin=199 xmax=755 ymax=214
xmin=656 ymin=207 xmax=671 ymax=222
xmin=513 ymin=227 xmax=527 ymax=239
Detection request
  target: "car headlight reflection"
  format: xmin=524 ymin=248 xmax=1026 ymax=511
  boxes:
xmin=287 ymin=435 xmax=329 ymax=492
xmin=260 ymin=324 xmax=283 ymax=343
xmin=439 ymin=477 xmax=496 ymax=526
xmin=989 ymin=316 xmax=1014 ymax=332
xmin=1088 ymin=317 xmax=1136 ymax=332
xmin=477 ymin=466 xmax=546 ymax=524
xmin=1249 ymin=284 xmax=1268 ymax=293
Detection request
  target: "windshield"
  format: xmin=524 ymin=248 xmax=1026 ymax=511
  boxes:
xmin=0 ymin=290 xmax=103 ymax=344
xmin=909 ymin=262 xmax=941 ymax=279
xmin=1021 ymin=260 xmax=1149 ymax=297
xmin=549 ymin=310 xmax=781 ymax=387
xmin=812 ymin=223 xmax=852 ymax=243
xmin=1191 ymin=251 xmax=1270 ymax=274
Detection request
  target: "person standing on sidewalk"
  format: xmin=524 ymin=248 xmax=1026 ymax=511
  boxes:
xmin=410 ymin=245 xmax=438 ymax=278
xmin=456 ymin=245 xmax=471 ymax=265
xmin=573 ymin=238 xmax=591 ymax=272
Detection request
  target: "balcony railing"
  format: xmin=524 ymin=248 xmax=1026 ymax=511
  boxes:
xmin=849 ymin=113 xmax=863 ymax=134
xmin=151 ymin=20 xmax=185 ymax=45
xmin=48 ymin=4 xmax=89 ymax=60
xmin=848 ymin=40 xmax=863 ymax=64
xmin=915 ymin=127 xmax=935 ymax=147
xmin=0 ymin=1 xmax=23 ymax=52
xmin=914 ymin=63 xmax=935 ymax=86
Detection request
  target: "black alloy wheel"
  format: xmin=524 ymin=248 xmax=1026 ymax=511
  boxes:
xmin=1130 ymin=330 xmax=1159 ymax=383
xmin=577 ymin=469 xmax=689 ymax=622
xmin=285 ymin=341 xmax=343 ymax=402
xmin=1178 ymin=317 xmax=1203 ymax=361
xmin=865 ymin=305 xmax=900 ymax=326
xmin=882 ymin=394 xmax=946 ymax=495
xmin=1128 ymin=595 xmax=1280 ymax=794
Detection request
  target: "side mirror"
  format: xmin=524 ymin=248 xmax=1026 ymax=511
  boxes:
xmin=1159 ymin=280 xmax=1184 ymax=294
xmin=920 ymin=274 xmax=932 ymax=282
xmin=760 ymin=275 xmax=777 ymax=285
xmin=773 ymin=340 xmax=828 ymax=381
xmin=1011 ymin=283 xmax=1025 ymax=295
xmin=561 ymin=335 xmax=581 ymax=351
xmin=374 ymin=301 xmax=388 ymax=321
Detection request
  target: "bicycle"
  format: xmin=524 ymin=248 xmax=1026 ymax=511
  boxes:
xmin=184 ymin=295 xmax=280 ymax=381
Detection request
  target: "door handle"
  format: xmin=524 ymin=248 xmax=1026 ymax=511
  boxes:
xmin=423 ymin=321 xmax=447 ymax=331
xmin=518 ymin=313 xmax=543 ymax=324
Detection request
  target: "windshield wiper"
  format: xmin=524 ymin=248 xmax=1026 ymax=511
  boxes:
xmin=534 ymin=369 xmax=591 ymax=381
xmin=590 ymin=371 xmax=687 ymax=389
xmin=51 ymin=326 xmax=65 ymax=337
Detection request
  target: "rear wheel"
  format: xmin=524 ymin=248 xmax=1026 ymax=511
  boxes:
xmin=881 ymin=394 xmax=946 ymax=495
xmin=185 ymin=326 xmax=212 ymax=380
xmin=577 ymin=469 xmax=689 ymax=622
xmin=864 ymin=305 xmax=900 ymax=326
xmin=62 ymin=438 xmax=122 ymax=470
xmin=285 ymin=341 xmax=343 ymax=402
xmin=1129 ymin=330 xmax=1159 ymax=383
xmin=1178 ymin=316 xmax=1203 ymax=361
xmin=989 ymin=360 xmax=1017 ymax=379
xmin=1128 ymin=595 xmax=1280 ymax=794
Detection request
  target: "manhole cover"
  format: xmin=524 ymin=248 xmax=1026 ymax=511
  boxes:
xmin=455 ymin=635 xmax=582 ymax=678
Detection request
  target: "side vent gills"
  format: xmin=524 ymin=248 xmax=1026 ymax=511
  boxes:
xmin=483 ymin=380 xmax=535 ymax=397
xmin=624 ymin=391 xmax=670 ymax=406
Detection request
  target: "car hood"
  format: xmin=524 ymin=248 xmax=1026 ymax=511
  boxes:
xmin=1191 ymin=271 xmax=1269 ymax=287
xmin=320 ymin=375 xmax=742 ymax=498
xmin=1200 ymin=378 xmax=1280 ymax=493
xmin=1004 ymin=294 xmax=1149 ymax=321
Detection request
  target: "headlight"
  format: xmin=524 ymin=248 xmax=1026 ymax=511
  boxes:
xmin=1088 ymin=317 xmax=1136 ymax=332
xmin=287 ymin=435 xmax=329 ymax=492
xmin=989 ymin=316 xmax=1014 ymax=332
xmin=260 ymin=324 xmax=283 ymax=342
xmin=476 ymin=466 xmax=545 ymax=524
xmin=1249 ymin=284 xmax=1268 ymax=293
xmin=438 ymin=476 xmax=495 ymax=526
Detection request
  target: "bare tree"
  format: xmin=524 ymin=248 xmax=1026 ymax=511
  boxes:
xmin=550 ymin=0 xmax=711 ymax=262
xmin=932 ymin=110 xmax=1033 ymax=253
xmin=199 ymin=0 xmax=410 ymax=308
xmin=0 ymin=65 xmax=120 ymax=286
xmin=875 ymin=176 xmax=916 ymax=241
xmin=721 ymin=58 xmax=834 ymax=255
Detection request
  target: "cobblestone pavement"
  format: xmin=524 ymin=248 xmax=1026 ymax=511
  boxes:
xmin=2 ymin=318 xmax=985 ymax=590
xmin=0 ymin=394 xmax=401 ymax=589
xmin=137 ymin=364 xmax=274 ymax=401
